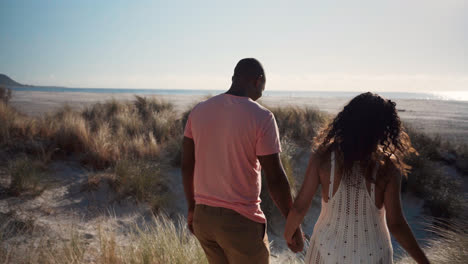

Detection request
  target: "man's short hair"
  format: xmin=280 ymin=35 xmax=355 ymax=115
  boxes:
xmin=233 ymin=58 xmax=265 ymax=80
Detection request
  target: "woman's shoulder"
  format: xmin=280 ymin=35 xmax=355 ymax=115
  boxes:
xmin=378 ymin=151 xmax=402 ymax=182
xmin=309 ymin=146 xmax=333 ymax=172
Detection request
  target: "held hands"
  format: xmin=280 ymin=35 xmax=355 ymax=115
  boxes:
xmin=286 ymin=227 xmax=304 ymax=253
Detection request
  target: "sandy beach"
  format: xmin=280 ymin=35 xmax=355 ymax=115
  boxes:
xmin=10 ymin=90 xmax=468 ymax=144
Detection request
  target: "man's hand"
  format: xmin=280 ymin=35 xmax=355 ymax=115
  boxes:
xmin=287 ymin=228 xmax=304 ymax=253
xmin=187 ymin=207 xmax=194 ymax=234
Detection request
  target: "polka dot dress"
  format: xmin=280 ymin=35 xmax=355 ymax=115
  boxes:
xmin=304 ymin=151 xmax=393 ymax=264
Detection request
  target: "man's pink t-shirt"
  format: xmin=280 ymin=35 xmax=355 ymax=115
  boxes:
xmin=184 ymin=93 xmax=281 ymax=223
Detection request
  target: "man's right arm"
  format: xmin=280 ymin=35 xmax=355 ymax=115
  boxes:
xmin=258 ymin=153 xmax=304 ymax=252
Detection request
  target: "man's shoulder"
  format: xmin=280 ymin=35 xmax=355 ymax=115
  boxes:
xmin=189 ymin=95 xmax=218 ymax=113
xmin=191 ymin=94 xmax=273 ymax=121
xmin=244 ymin=100 xmax=273 ymax=118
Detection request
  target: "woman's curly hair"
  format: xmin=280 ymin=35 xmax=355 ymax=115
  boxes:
xmin=314 ymin=92 xmax=416 ymax=177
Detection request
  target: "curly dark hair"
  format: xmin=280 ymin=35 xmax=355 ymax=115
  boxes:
xmin=314 ymin=92 xmax=416 ymax=177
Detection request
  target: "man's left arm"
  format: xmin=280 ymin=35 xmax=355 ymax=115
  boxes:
xmin=258 ymin=153 xmax=304 ymax=253
xmin=182 ymin=136 xmax=196 ymax=233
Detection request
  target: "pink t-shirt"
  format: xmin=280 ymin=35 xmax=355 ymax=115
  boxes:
xmin=184 ymin=93 xmax=281 ymax=223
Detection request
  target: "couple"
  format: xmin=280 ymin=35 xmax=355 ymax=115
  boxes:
xmin=182 ymin=58 xmax=429 ymax=264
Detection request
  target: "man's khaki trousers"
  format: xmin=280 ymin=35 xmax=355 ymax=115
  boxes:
xmin=193 ymin=204 xmax=270 ymax=264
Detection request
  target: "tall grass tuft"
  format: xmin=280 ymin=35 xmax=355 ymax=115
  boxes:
xmin=397 ymin=219 xmax=468 ymax=264
xmin=405 ymin=154 xmax=464 ymax=217
xmin=260 ymin=138 xmax=300 ymax=221
xmin=0 ymin=102 xmax=38 ymax=144
xmin=7 ymin=156 xmax=46 ymax=195
xmin=1 ymin=215 xmax=207 ymax=264
xmin=111 ymin=160 xmax=169 ymax=212
xmin=116 ymin=215 xmax=207 ymax=264
xmin=259 ymin=106 xmax=328 ymax=220
xmin=405 ymin=127 xmax=465 ymax=218
xmin=271 ymin=106 xmax=329 ymax=144
xmin=51 ymin=107 xmax=91 ymax=154
xmin=1 ymin=96 xmax=181 ymax=169
xmin=0 ymin=86 xmax=12 ymax=104
xmin=454 ymin=144 xmax=468 ymax=175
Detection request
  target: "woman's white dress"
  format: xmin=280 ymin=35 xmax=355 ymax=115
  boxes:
xmin=305 ymin=151 xmax=393 ymax=264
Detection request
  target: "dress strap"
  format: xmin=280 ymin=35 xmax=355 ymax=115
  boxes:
xmin=370 ymin=160 xmax=380 ymax=202
xmin=329 ymin=151 xmax=336 ymax=200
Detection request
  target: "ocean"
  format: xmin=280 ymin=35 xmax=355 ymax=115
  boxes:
xmin=8 ymin=86 xmax=468 ymax=102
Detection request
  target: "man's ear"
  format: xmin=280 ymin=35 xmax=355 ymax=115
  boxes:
xmin=255 ymin=76 xmax=263 ymax=88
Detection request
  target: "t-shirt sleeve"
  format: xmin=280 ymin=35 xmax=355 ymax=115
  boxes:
xmin=256 ymin=112 xmax=282 ymax=156
xmin=184 ymin=112 xmax=193 ymax=139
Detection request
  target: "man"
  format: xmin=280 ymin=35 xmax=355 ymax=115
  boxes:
xmin=182 ymin=58 xmax=303 ymax=263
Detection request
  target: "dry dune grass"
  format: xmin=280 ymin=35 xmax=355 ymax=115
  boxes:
xmin=0 ymin=86 xmax=12 ymax=104
xmin=405 ymin=127 xmax=466 ymax=218
xmin=396 ymin=219 xmax=468 ymax=264
xmin=2 ymin=213 xmax=466 ymax=263
xmin=0 ymin=101 xmax=39 ymax=144
xmin=0 ymin=214 xmax=207 ymax=264
xmin=270 ymin=106 xmax=329 ymax=144
xmin=258 ymin=106 xmax=330 ymax=221
xmin=1 ymin=97 xmax=176 ymax=205
xmin=0 ymin=96 xmax=182 ymax=169
xmin=111 ymin=160 xmax=169 ymax=212
xmin=7 ymin=156 xmax=47 ymax=196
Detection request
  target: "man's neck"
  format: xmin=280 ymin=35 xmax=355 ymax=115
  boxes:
xmin=226 ymin=84 xmax=249 ymax=98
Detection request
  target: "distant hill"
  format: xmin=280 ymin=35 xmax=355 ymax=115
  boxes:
xmin=0 ymin=74 xmax=24 ymax=87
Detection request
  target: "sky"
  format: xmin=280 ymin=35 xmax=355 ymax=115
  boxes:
xmin=0 ymin=0 xmax=467 ymax=92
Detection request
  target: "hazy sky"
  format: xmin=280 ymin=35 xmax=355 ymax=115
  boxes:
xmin=0 ymin=0 xmax=466 ymax=91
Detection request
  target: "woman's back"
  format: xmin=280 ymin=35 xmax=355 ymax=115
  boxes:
xmin=305 ymin=151 xmax=393 ymax=264
xmin=285 ymin=93 xmax=429 ymax=264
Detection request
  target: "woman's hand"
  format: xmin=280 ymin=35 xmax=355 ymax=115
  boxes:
xmin=284 ymin=151 xmax=321 ymax=252
xmin=286 ymin=227 xmax=304 ymax=253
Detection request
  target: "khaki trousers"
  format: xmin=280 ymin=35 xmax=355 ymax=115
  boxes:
xmin=193 ymin=204 xmax=270 ymax=264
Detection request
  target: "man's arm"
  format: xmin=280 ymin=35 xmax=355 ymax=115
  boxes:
xmin=182 ymin=136 xmax=196 ymax=233
xmin=258 ymin=153 xmax=304 ymax=252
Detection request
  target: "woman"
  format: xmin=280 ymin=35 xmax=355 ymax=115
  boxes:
xmin=284 ymin=93 xmax=429 ymax=263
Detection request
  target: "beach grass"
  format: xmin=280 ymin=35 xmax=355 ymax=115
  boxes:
xmin=0 ymin=96 xmax=182 ymax=169
xmin=270 ymin=106 xmax=329 ymax=144
xmin=7 ymin=156 xmax=47 ymax=196
xmin=405 ymin=127 xmax=466 ymax=218
xmin=0 ymin=214 xmax=207 ymax=264
xmin=259 ymin=106 xmax=330 ymax=220
xmin=2 ymin=97 xmax=466 ymax=219
xmin=0 ymin=101 xmax=39 ymax=144
xmin=396 ymin=218 xmax=468 ymax=264
xmin=2 ymin=212 xmax=466 ymax=264
xmin=111 ymin=160 xmax=169 ymax=212
xmin=0 ymin=86 xmax=12 ymax=104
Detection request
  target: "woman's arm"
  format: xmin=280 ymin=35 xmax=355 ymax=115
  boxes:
xmin=384 ymin=165 xmax=430 ymax=264
xmin=284 ymin=151 xmax=321 ymax=244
